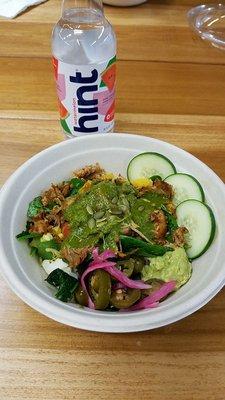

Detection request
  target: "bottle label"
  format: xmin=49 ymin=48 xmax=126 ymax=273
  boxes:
xmin=52 ymin=56 xmax=116 ymax=136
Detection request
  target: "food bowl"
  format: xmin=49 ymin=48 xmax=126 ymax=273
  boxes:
xmin=0 ymin=133 xmax=224 ymax=332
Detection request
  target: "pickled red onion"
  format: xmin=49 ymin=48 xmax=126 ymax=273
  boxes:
xmin=105 ymin=265 xmax=151 ymax=290
xmin=80 ymin=248 xmax=151 ymax=309
xmin=92 ymin=248 xmax=115 ymax=262
xmin=126 ymin=281 xmax=176 ymax=311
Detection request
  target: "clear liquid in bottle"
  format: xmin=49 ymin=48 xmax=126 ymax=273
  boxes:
xmin=52 ymin=0 xmax=116 ymax=138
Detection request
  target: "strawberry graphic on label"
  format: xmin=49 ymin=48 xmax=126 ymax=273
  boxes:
xmin=58 ymin=100 xmax=69 ymax=119
xmin=101 ymin=63 xmax=116 ymax=92
xmin=104 ymin=101 xmax=115 ymax=122
xmin=52 ymin=57 xmax=58 ymax=80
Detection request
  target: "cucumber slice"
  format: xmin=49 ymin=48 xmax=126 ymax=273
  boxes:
xmin=176 ymin=199 xmax=216 ymax=259
xmin=164 ymin=173 xmax=205 ymax=206
xmin=127 ymin=152 xmax=176 ymax=183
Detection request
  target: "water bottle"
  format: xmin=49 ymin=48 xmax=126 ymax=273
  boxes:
xmin=52 ymin=0 xmax=116 ymax=138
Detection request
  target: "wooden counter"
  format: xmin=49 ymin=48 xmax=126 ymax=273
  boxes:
xmin=0 ymin=1 xmax=224 ymax=399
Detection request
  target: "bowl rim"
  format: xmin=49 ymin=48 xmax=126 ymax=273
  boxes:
xmin=0 ymin=133 xmax=224 ymax=332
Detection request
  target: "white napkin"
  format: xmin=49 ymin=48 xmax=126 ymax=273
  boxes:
xmin=0 ymin=0 xmax=48 ymax=19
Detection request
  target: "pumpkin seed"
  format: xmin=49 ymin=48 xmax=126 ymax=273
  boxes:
xmin=122 ymin=185 xmax=132 ymax=194
xmin=111 ymin=196 xmax=118 ymax=204
xmin=86 ymin=205 xmax=94 ymax=215
xmin=94 ymin=211 xmax=105 ymax=220
xmin=88 ymin=217 xmax=96 ymax=229
xmin=96 ymin=220 xmax=106 ymax=227
xmin=97 ymin=217 xmax=107 ymax=223
xmin=138 ymin=205 xmax=145 ymax=212
xmin=110 ymin=206 xmax=123 ymax=215
xmin=121 ymin=197 xmax=130 ymax=207
xmin=120 ymin=204 xmax=128 ymax=213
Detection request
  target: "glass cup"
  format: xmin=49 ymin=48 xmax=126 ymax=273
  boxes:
xmin=187 ymin=3 xmax=225 ymax=50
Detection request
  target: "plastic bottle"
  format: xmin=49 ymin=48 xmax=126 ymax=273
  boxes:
xmin=52 ymin=0 xmax=116 ymax=138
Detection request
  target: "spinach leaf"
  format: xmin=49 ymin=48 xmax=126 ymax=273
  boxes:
xmin=30 ymin=246 xmax=38 ymax=257
xmin=26 ymin=220 xmax=32 ymax=231
xmin=27 ymin=196 xmax=44 ymax=218
xmin=16 ymin=231 xmax=41 ymax=241
xmin=44 ymin=201 xmax=57 ymax=212
xmin=150 ymin=175 xmax=162 ymax=182
xmin=31 ymin=237 xmax=60 ymax=260
xmin=46 ymin=269 xmax=78 ymax=302
xmin=120 ymin=235 xmax=173 ymax=257
xmin=168 ymin=215 xmax=178 ymax=232
xmin=161 ymin=205 xmax=178 ymax=241
xmin=70 ymin=178 xmax=85 ymax=196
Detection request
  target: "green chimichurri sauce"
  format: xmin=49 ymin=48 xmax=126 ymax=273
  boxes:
xmin=63 ymin=181 xmax=168 ymax=250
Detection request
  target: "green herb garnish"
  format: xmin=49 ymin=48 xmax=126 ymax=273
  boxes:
xmin=27 ymin=196 xmax=44 ymax=218
xmin=30 ymin=237 xmax=60 ymax=260
xmin=16 ymin=231 xmax=41 ymax=241
xmin=46 ymin=269 xmax=78 ymax=302
xmin=150 ymin=175 xmax=162 ymax=182
xmin=161 ymin=205 xmax=178 ymax=241
xmin=70 ymin=178 xmax=85 ymax=196
xmin=120 ymin=235 xmax=173 ymax=257
xmin=30 ymin=246 xmax=38 ymax=257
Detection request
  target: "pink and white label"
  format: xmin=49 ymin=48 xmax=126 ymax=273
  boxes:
xmin=52 ymin=56 xmax=116 ymax=136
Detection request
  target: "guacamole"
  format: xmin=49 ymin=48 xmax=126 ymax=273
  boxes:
xmin=142 ymin=247 xmax=192 ymax=288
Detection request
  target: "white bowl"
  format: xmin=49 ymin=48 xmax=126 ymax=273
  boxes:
xmin=0 ymin=133 xmax=224 ymax=332
xmin=104 ymin=1 xmax=147 ymax=6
